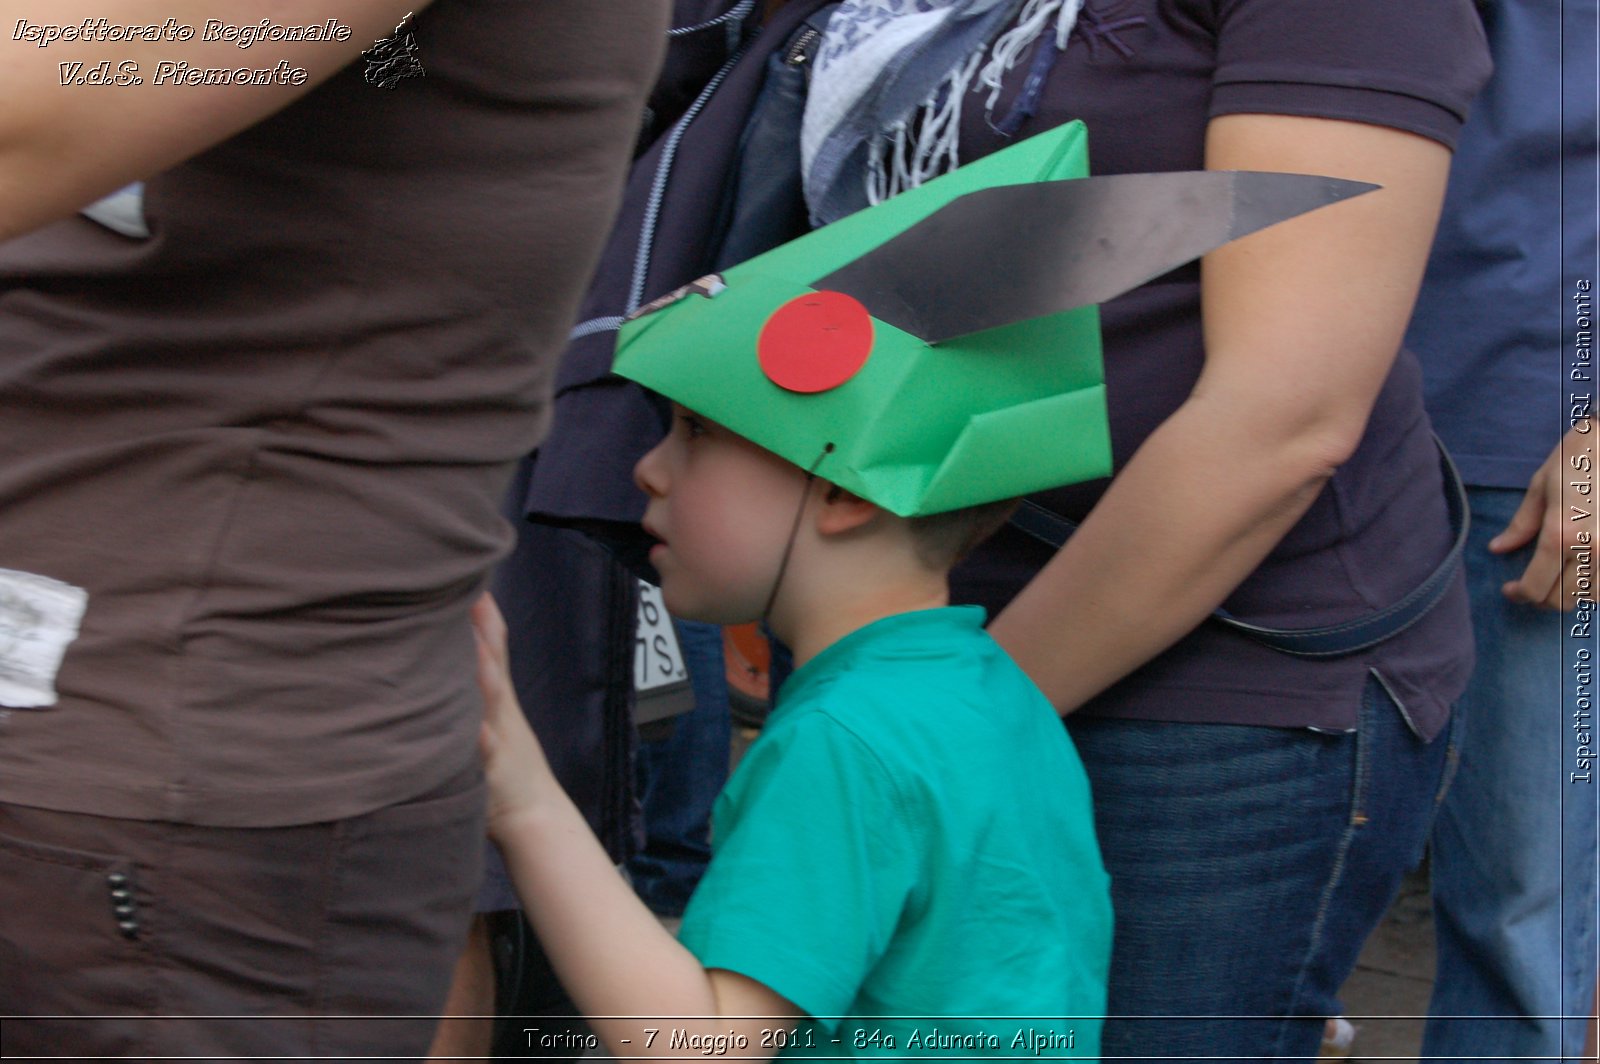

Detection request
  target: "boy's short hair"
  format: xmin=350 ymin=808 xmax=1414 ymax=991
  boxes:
xmin=905 ymin=497 xmax=1022 ymax=571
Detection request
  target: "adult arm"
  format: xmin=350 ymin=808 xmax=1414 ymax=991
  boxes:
xmin=1496 ymin=423 xmax=1599 ymax=611
xmin=988 ymin=114 xmax=1452 ymax=712
xmin=475 ymin=598 xmax=800 ymax=1060
xmin=0 ymin=1 xmax=430 ymax=244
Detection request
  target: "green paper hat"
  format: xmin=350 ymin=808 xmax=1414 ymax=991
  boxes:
xmin=613 ymin=122 xmax=1374 ymax=516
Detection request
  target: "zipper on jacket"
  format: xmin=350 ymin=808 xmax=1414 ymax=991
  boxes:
xmin=785 ymin=26 xmax=821 ymax=67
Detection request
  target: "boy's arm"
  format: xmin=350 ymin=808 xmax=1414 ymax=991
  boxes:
xmin=475 ymin=596 xmax=801 ymax=1058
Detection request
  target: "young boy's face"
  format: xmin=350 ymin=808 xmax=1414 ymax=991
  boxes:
xmin=633 ymin=403 xmax=812 ymax=624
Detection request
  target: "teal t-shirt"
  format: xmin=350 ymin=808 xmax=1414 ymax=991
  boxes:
xmin=678 ymin=607 xmax=1111 ymax=1060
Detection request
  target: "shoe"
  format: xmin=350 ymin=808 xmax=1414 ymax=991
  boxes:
xmin=1319 ymin=1017 xmax=1355 ymax=1059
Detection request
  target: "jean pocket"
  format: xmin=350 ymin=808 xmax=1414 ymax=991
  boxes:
xmin=1349 ymin=672 xmax=1451 ymax=870
xmin=1350 ymin=673 xmax=1415 ymax=828
xmin=1349 ymin=686 xmax=1377 ymax=828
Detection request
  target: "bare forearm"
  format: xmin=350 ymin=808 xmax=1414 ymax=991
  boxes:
xmin=988 ymin=393 xmax=1338 ymax=712
xmin=476 ymin=591 xmax=795 ymax=1057
xmin=494 ymin=795 xmax=726 ymax=1056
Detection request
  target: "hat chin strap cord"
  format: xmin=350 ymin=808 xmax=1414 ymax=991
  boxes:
xmin=759 ymin=443 xmax=835 ymax=628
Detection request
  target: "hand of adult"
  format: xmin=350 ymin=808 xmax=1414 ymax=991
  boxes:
xmin=0 ymin=0 xmax=429 ymax=244
xmin=1495 ymin=422 xmax=1598 ymax=611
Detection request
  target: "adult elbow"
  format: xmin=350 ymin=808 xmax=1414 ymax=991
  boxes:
xmin=1193 ymin=383 xmax=1370 ymax=488
xmin=1301 ymin=412 xmax=1367 ymax=479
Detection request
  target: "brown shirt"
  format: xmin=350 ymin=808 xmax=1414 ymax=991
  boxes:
xmin=0 ymin=1 xmax=667 ymax=826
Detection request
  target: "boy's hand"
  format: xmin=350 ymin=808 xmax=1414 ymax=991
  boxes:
xmin=472 ymin=593 xmax=558 ymax=840
xmin=1493 ymin=424 xmax=1598 ymax=612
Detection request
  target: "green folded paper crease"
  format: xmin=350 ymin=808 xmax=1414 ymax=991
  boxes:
xmin=612 ymin=121 xmax=1374 ymax=516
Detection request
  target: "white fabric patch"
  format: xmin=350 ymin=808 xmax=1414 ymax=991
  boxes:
xmin=0 ymin=568 xmax=89 ymax=709
xmin=802 ymin=7 xmax=952 ymax=179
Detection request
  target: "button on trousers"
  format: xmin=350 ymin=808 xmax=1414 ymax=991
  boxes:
xmin=0 ymin=768 xmax=485 ymax=1062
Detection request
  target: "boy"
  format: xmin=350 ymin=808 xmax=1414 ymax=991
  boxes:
xmin=475 ymin=412 xmax=1109 ymax=1056
xmin=477 ymin=124 xmax=1373 ymax=1059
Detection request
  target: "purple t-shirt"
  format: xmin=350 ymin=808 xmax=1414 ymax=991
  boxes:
xmin=948 ymin=0 xmax=1491 ymax=737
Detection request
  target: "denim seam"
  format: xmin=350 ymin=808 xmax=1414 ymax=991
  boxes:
xmin=1274 ymin=691 xmax=1372 ymax=1055
xmin=1431 ymin=701 xmax=1464 ymax=809
xmin=1274 ymin=817 xmax=1361 ymax=1054
xmin=1350 ymin=685 xmax=1374 ymax=829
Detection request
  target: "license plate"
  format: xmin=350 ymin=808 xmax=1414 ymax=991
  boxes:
xmin=634 ymin=580 xmax=693 ymax=724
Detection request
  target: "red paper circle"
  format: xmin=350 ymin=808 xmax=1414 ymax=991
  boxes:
xmin=757 ymin=291 xmax=874 ymax=393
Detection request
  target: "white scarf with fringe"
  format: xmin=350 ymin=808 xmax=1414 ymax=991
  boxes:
xmin=801 ymin=0 xmax=1082 ymax=226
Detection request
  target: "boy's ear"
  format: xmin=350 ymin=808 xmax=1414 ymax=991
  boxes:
xmin=814 ymin=482 xmax=882 ymax=536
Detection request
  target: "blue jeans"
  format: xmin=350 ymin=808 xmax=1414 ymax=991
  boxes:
xmin=1066 ymin=675 xmax=1450 ymax=1060
xmin=628 ymin=619 xmax=732 ymax=917
xmin=1423 ymin=487 xmax=1600 ymax=1060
